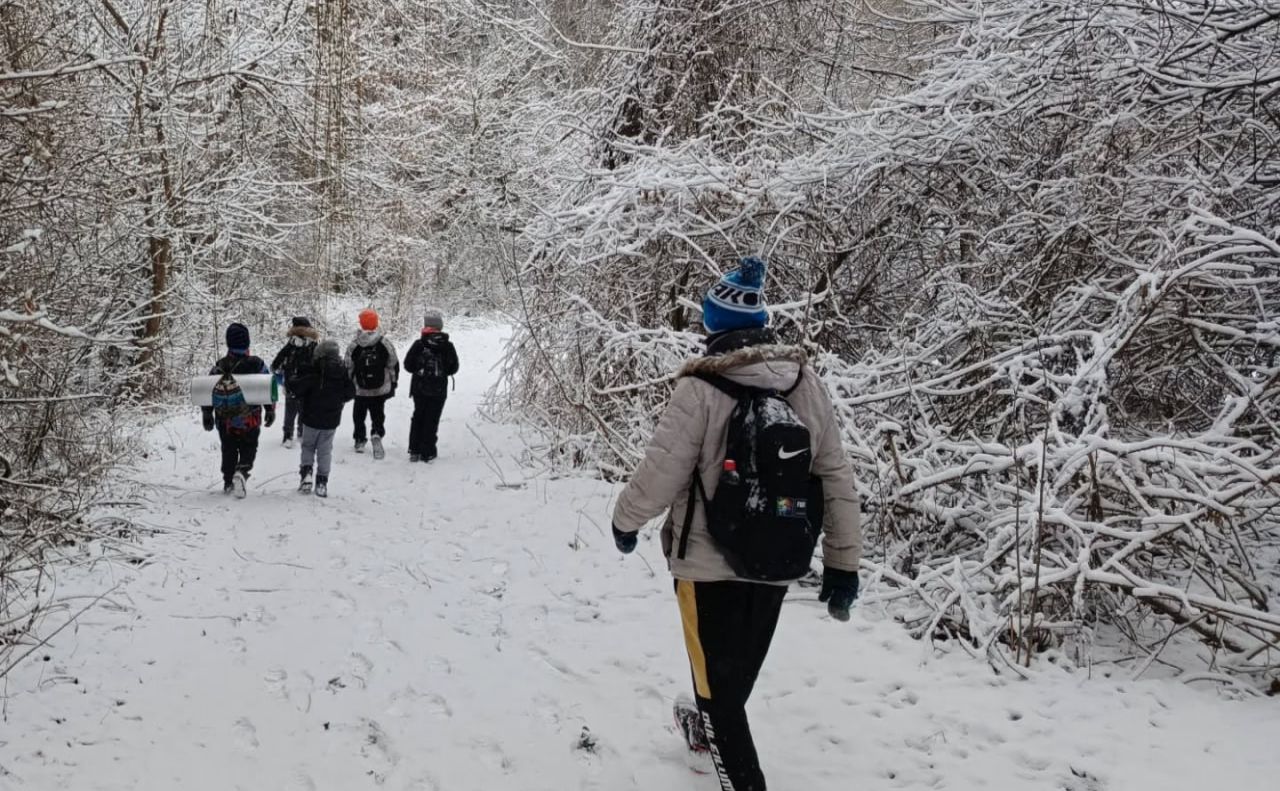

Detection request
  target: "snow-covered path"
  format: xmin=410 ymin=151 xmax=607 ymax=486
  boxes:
xmin=4 ymin=322 xmax=1279 ymax=791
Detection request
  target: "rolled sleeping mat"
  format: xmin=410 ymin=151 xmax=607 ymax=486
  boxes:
xmin=189 ymin=374 xmax=279 ymax=407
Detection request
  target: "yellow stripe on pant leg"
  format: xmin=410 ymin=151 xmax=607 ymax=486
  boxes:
xmin=677 ymin=580 xmax=711 ymax=699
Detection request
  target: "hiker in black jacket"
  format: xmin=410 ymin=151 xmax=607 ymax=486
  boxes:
xmin=402 ymin=309 xmax=459 ymax=462
xmin=202 ymin=323 xmax=276 ymax=498
xmin=291 ymin=339 xmax=356 ymax=498
xmin=269 ymin=316 xmax=319 ymax=448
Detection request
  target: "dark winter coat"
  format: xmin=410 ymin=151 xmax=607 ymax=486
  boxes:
xmin=270 ymin=325 xmax=320 ymax=392
xmin=203 ymin=353 xmax=274 ymax=433
xmin=292 ymin=351 xmax=357 ymax=431
xmin=403 ymin=331 xmax=459 ymax=399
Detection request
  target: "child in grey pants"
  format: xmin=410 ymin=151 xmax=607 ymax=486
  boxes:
xmin=290 ymin=339 xmax=356 ymax=497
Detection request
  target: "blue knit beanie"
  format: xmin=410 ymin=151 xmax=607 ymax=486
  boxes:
xmin=225 ymin=322 xmax=250 ymax=354
xmin=702 ymin=256 xmax=768 ymax=333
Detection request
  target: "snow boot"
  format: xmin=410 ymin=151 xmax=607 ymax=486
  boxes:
xmin=409 ymin=453 xmax=422 ymax=463
xmin=425 ymin=452 xmax=438 ymax=463
xmin=231 ymin=471 xmax=248 ymax=500
xmin=355 ymin=439 xmax=367 ymax=454
xmin=222 ymin=480 xmax=234 ymax=495
xmin=673 ymin=694 xmax=711 ymax=760
xmin=314 ymin=475 xmax=328 ymax=498
xmin=299 ymin=465 xmax=313 ymax=494
xmin=371 ymin=436 xmax=385 ymax=460
xmin=283 ymin=436 xmax=294 ymax=449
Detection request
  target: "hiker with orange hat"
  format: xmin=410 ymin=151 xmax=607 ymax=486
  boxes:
xmin=344 ymin=308 xmax=400 ymax=459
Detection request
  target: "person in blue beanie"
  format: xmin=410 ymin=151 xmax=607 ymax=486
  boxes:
xmin=611 ymin=256 xmax=862 ymax=790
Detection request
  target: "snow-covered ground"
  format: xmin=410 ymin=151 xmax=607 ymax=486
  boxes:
xmin=4 ymin=321 xmax=1279 ymax=791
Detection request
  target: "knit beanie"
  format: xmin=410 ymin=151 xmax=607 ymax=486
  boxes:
xmin=358 ymin=308 xmax=379 ymax=332
xmin=225 ymin=322 xmax=251 ymax=353
xmin=291 ymin=316 xmax=312 ymax=328
xmin=423 ymin=308 xmax=444 ymax=332
xmin=702 ymin=256 xmax=768 ymax=334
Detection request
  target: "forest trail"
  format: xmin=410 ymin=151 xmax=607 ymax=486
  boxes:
xmin=3 ymin=322 xmax=1279 ymax=791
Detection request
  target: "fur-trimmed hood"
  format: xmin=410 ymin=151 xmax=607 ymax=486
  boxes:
xmin=288 ymin=325 xmax=320 ymax=342
xmin=678 ymin=344 xmax=807 ymax=392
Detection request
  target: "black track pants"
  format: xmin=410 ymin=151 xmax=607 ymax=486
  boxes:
xmin=352 ymin=395 xmax=387 ymax=441
xmin=282 ymin=391 xmax=301 ymax=440
xmin=408 ymin=395 xmax=446 ymax=457
xmin=676 ymin=579 xmax=787 ymax=791
xmin=217 ymin=427 xmax=260 ymax=484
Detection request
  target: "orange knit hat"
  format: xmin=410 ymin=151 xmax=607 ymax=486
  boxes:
xmin=358 ymin=308 xmax=379 ymax=331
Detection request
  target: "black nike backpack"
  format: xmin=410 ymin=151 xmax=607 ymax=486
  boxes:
xmin=677 ymin=371 xmax=825 ymax=581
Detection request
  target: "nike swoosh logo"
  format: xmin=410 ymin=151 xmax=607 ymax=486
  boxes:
xmin=778 ymin=448 xmax=807 ymax=460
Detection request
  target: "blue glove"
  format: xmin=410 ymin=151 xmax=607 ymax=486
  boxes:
xmin=612 ymin=524 xmax=637 ymax=554
xmin=818 ymin=567 xmax=859 ymax=622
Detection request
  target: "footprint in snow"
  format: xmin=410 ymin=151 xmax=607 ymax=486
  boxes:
xmin=893 ymin=689 xmax=921 ymax=707
xmin=233 ymin=717 xmax=260 ymax=751
xmin=328 ymin=590 xmax=357 ymax=616
xmin=399 ymin=774 xmax=441 ymax=791
xmin=264 ymin=667 xmax=289 ymax=700
xmin=246 ymin=605 xmax=277 ymax=627
xmin=360 ymin=718 xmax=400 ymax=779
xmin=347 ymin=652 xmax=374 ymax=688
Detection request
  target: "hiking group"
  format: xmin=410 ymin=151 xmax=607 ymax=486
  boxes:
xmin=201 ymin=308 xmax=459 ymax=499
xmin=197 ymin=258 xmax=857 ymax=791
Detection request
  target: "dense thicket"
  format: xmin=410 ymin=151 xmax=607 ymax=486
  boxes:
xmin=499 ymin=0 xmax=1280 ymax=689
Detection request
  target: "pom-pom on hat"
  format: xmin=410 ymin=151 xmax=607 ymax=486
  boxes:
xmin=358 ymin=308 xmax=379 ymax=331
xmin=225 ymin=322 xmax=251 ymax=353
xmin=702 ymin=256 xmax=768 ymax=333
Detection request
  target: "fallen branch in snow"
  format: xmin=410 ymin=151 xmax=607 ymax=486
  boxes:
xmin=0 ymin=584 xmax=122 ymax=681
xmin=231 ymin=549 xmax=313 ymax=571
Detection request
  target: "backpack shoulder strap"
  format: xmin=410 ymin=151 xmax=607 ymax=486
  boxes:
xmin=688 ymin=371 xmax=763 ymax=400
xmin=690 ymin=365 xmax=805 ymax=399
xmin=677 ymin=468 xmax=707 ymax=561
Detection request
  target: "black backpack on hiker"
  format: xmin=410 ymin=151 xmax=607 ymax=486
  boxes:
xmin=283 ymin=343 xmax=315 ymax=384
xmin=677 ymin=371 xmax=825 ymax=582
xmin=351 ymin=342 xmax=389 ymax=390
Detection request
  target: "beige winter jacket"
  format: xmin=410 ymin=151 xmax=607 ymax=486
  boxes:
xmin=613 ymin=344 xmax=861 ymax=583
